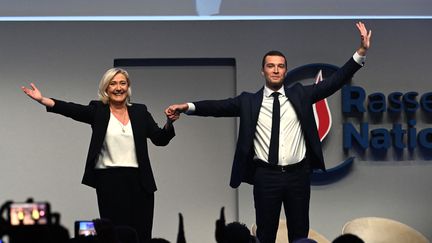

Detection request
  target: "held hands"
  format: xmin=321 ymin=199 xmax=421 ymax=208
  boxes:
xmin=356 ymin=21 xmax=372 ymax=56
xmin=164 ymin=103 xmax=189 ymax=122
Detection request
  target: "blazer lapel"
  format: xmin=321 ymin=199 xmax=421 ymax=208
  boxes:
xmin=127 ymin=105 xmax=140 ymax=137
xmin=284 ymin=85 xmax=303 ymax=120
xmin=96 ymin=103 xmax=110 ymax=135
xmin=251 ymin=88 xmax=264 ymax=126
xmin=90 ymin=102 xmax=110 ymax=163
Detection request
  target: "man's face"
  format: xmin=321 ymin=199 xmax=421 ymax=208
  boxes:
xmin=262 ymin=55 xmax=287 ymax=91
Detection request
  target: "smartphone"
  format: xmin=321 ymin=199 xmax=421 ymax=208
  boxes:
xmin=75 ymin=220 xmax=97 ymax=237
xmin=8 ymin=202 xmax=50 ymax=226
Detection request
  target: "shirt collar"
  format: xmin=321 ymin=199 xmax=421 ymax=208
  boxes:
xmin=264 ymin=85 xmax=285 ymax=98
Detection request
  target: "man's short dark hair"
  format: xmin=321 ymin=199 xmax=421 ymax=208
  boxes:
xmin=332 ymin=233 xmax=364 ymax=243
xmin=225 ymin=222 xmax=252 ymax=243
xmin=261 ymin=50 xmax=287 ymax=68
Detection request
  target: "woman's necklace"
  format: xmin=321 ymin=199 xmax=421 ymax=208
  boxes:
xmin=111 ymin=107 xmax=128 ymax=133
xmin=119 ymin=113 xmax=126 ymax=133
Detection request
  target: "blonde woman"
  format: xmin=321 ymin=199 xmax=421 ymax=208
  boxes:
xmin=22 ymin=68 xmax=178 ymax=243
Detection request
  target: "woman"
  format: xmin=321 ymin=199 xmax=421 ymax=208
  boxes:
xmin=21 ymin=68 xmax=178 ymax=243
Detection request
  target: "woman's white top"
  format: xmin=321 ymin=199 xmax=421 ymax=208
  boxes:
xmin=95 ymin=113 xmax=138 ymax=169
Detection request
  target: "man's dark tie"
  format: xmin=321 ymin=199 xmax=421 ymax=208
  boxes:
xmin=268 ymin=92 xmax=280 ymax=165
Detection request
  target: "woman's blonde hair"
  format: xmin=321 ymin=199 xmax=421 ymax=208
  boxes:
xmin=98 ymin=68 xmax=132 ymax=105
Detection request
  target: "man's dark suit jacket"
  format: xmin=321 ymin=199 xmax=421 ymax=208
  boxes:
xmin=191 ymin=57 xmax=362 ymax=188
xmin=47 ymin=100 xmax=175 ymax=193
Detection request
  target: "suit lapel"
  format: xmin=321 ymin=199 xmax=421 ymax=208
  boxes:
xmin=284 ymin=85 xmax=303 ymax=120
xmin=90 ymin=102 xmax=110 ymax=163
xmin=251 ymin=88 xmax=264 ymax=126
xmin=127 ymin=104 xmax=140 ymax=137
xmin=97 ymin=103 xmax=110 ymax=134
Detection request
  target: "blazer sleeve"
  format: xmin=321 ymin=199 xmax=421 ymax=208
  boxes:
xmin=192 ymin=94 xmax=246 ymax=117
xmin=46 ymin=99 xmax=97 ymax=125
xmin=143 ymin=108 xmax=175 ymax=146
xmin=309 ymin=57 xmax=362 ymax=103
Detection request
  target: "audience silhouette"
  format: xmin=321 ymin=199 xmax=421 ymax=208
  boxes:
xmin=215 ymin=207 xmax=258 ymax=243
xmin=0 ymin=200 xmax=399 ymax=243
xmin=293 ymin=238 xmax=318 ymax=243
xmin=149 ymin=239 xmax=170 ymax=243
xmin=0 ymin=198 xmax=69 ymax=243
xmin=176 ymin=213 xmax=186 ymax=243
xmin=332 ymin=233 xmax=365 ymax=243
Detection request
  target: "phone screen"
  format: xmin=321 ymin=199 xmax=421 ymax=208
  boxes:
xmin=75 ymin=221 xmax=97 ymax=237
xmin=9 ymin=202 xmax=50 ymax=225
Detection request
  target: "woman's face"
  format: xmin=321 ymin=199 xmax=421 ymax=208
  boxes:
xmin=106 ymin=73 xmax=129 ymax=105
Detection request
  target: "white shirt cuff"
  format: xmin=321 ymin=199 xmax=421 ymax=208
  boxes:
xmin=185 ymin=102 xmax=195 ymax=114
xmin=353 ymin=52 xmax=366 ymax=66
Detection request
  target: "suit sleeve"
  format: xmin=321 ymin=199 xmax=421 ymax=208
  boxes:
xmin=46 ymin=99 xmax=97 ymax=125
xmin=309 ymin=57 xmax=362 ymax=103
xmin=192 ymin=94 xmax=244 ymax=117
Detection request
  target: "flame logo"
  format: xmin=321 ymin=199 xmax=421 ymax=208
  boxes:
xmin=313 ymin=70 xmax=332 ymax=142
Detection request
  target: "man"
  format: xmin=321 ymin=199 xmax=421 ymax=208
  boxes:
xmin=166 ymin=22 xmax=371 ymax=243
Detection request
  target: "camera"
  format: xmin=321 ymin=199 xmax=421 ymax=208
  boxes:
xmin=74 ymin=220 xmax=97 ymax=237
